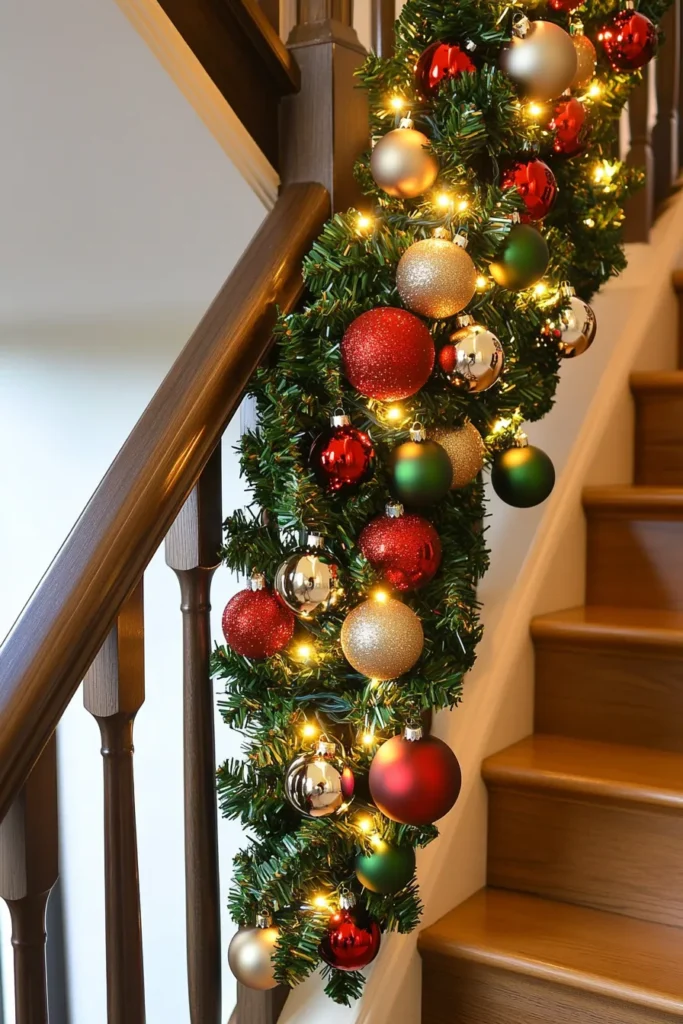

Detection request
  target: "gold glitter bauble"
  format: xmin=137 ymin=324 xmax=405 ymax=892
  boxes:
xmin=370 ymin=127 xmax=439 ymax=199
xmin=500 ymin=20 xmax=577 ymax=102
xmin=430 ymin=422 xmax=486 ymax=489
xmin=228 ymin=922 xmax=279 ymax=990
xmin=341 ymin=597 xmax=424 ymax=680
xmin=396 ymin=238 xmax=477 ymax=320
xmin=570 ymin=32 xmax=597 ymax=90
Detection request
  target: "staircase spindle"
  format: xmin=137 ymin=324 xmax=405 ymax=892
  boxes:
xmin=653 ymin=0 xmax=681 ymax=205
xmin=0 ymin=734 xmax=58 ymax=1024
xmin=84 ymin=581 xmax=146 ymax=1024
xmin=165 ymin=446 xmax=223 ymax=1024
xmin=624 ymin=67 xmax=655 ymax=242
xmin=371 ymin=0 xmax=395 ymax=56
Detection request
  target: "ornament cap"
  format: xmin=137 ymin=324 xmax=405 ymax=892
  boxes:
xmin=404 ymin=724 xmax=424 ymax=742
xmin=559 ymin=282 xmax=576 ymax=299
xmin=453 ymin=232 xmax=469 ymax=250
xmin=623 ymin=0 xmax=635 ymax=8
xmin=316 ymin=738 xmax=337 ymax=758
xmin=454 ymin=314 xmax=475 ymax=329
xmin=330 ymin=407 xmax=351 ymax=428
xmin=256 ymin=912 xmax=273 ymax=929
xmin=512 ymin=13 xmax=531 ymax=38
xmin=249 ymin=572 xmax=267 ymax=592
xmin=385 ymin=501 xmax=405 ymax=518
xmin=409 ymin=422 xmax=428 ymax=443
xmin=432 ymin=227 xmax=452 ymax=241
xmin=302 ymin=531 xmax=326 ymax=551
xmin=514 ymin=429 xmax=530 ymax=449
xmin=339 ymin=892 xmax=357 ymax=911
xmin=571 ymin=19 xmax=585 ymax=35
xmin=398 ymin=115 xmax=414 ymax=130
xmin=465 ymin=39 xmax=477 ymax=53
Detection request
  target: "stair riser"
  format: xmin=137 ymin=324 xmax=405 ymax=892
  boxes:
xmin=586 ymin=512 xmax=683 ymax=610
xmin=534 ymin=640 xmax=683 ymax=753
xmin=634 ymin=391 xmax=683 ymax=486
xmin=487 ymin=787 xmax=683 ymax=927
xmin=421 ymin=957 xmax=679 ymax=1024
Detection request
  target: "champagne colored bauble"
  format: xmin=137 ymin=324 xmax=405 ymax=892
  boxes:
xmin=541 ymin=289 xmax=597 ymax=358
xmin=598 ymin=8 xmax=657 ymax=70
xmin=309 ymin=411 xmax=374 ymax=493
xmin=415 ymin=40 xmax=477 ymax=98
xmin=430 ymin=422 xmax=486 ymax=489
xmin=274 ymin=533 xmax=339 ymax=617
xmin=550 ymin=97 xmax=587 ymax=157
xmin=222 ymin=573 xmax=294 ymax=659
xmin=228 ymin=917 xmax=279 ymax=991
xmin=341 ymin=597 xmax=424 ymax=680
xmin=396 ymin=235 xmax=477 ymax=320
xmin=285 ymin=738 xmax=355 ymax=818
xmin=368 ymin=726 xmax=462 ymax=825
xmin=438 ymin=316 xmax=504 ymax=393
xmin=491 ymin=440 xmax=555 ymax=508
xmin=490 ymin=224 xmax=549 ymax=291
xmin=390 ymin=424 xmax=453 ymax=506
xmin=570 ymin=31 xmax=597 ymax=90
xmin=500 ymin=20 xmax=577 ymax=102
xmin=355 ymin=841 xmax=416 ymax=894
xmin=502 ymin=159 xmax=557 ymax=222
xmin=341 ymin=307 xmax=435 ymax=401
xmin=359 ymin=502 xmax=442 ymax=591
xmin=319 ymin=894 xmax=381 ymax=971
xmin=370 ymin=124 xmax=439 ymax=199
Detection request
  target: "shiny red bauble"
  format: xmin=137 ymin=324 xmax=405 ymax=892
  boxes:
xmin=309 ymin=413 xmax=374 ymax=493
xmin=359 ymin=503 xmax=441 ymax=591
xmin=319 ymin=899 xmax=381 ymax=971
xmin=369 ymin=728 xmax=462 ymax=825
xmin=502 ymin=159 xmax=557 ymax=222
xmin=415 ymin=40 xmax=476 ymax=98
xmin=550 ymin=97 xmax=587 ymax=157
xmin=598 ymin=8 xmax=657 ymax=70
xmin=222 ymin=576 xmax=294 ymax=659
xmin=341 ymin=307 xmax=435 ymax=402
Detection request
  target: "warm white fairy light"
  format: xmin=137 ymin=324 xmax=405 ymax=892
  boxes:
xmin=301 ymin=721 xmax=318 ymax=739
xmin=390 ymin=95 xmax=405 ymax=111
xmin=357 ymin=214 xmax=373 ymax=232
xmin=476 ymin=275 xmax=489 ymax=290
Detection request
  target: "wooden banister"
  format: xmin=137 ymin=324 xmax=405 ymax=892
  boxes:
xmin=371 ymin=0 xmax=395 ymax=57
xmin=0 ymin=181 xmax=329 ymax=828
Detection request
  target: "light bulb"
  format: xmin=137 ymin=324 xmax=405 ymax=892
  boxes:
xmin=372 ymin=589 xmax=389 ymax=604
xmin=358 ymin=818 xmax=372 ymax=833
xmin=362 ymin=732 xmax=375 ymax=746
xmin=534 ymin=283 xmax=547 ymax=297
xmin=390 ymin=96 xmax=405 ymax=111
xmin=476 ymin=275 xmax=488 ymax=290
xmin=301 ymin=722 xmax=318 ymax=739
xmin=386 ymin=404 xmax=403 ymax=423
xmin=588 ymin=81 xmax=602 ymax=98
xmin=435 ymin=192 xmax=453 ymax=210
xmin=313 ymin=895 xmax=329 ymax=909
xmin=357 ymin=214 xmax=373 ymax=232
xmin=457 ymin=199 xmax=469 ymax=212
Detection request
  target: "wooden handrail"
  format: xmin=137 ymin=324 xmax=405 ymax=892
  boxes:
xmin=0 ymin=181 xmax=330 ymax=826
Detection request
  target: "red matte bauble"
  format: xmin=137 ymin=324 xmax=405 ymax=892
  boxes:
xmin=369 ymin=731 xmax=462 ymax=825
xmin=222 ymin=587 xmax=294 ymax=659
xmin=319 ymin=906 xmax=381 ymax=971
xmin=341 ymin=308 xmax=435 ymax=401
xmin=310 ymin=424 xmax=374 ymax=492
xmin=359 ymin=509 xmax=441 ymax=591
xmin=550 ymin=97 xmax=587 ymax=157
xmin=502 ymin=159 xmax=557 ymax=222
xmin=415 ymin=40 xmax=476 ymax=98
xmin=598 ymin=9 xmax=657 ymax=70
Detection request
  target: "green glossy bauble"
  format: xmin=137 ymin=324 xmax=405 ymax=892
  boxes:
xmin=491 ymin=444 xmax=555 ymax=508
xmin=355 ymin=841 xmax=416 ymax=894
xmin=490 ymin=224 xmax=549 ymax=291
xmin=390 ymin=436 xmax=453 ymax=506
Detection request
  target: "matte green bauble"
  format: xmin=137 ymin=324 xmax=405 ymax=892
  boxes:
xmin=355 ymin=841 xmax=416 ymax=895
xmin=390 ymin=424 xmax=453 ymax=506
xmin=490 ymin=224 xmax=549 ymax=291
xmin=491 ymin=440 xmax=555 ymax=508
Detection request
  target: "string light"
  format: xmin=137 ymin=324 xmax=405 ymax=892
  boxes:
xmin=526 ymin=101 xmax=546 ymax=120
xmin=372 ymin=589 xmax=389 ymax=603
xmin=301 ymin=721 xmax=318 ymax=739
xmin=296 ymin=643 xmax=314 ymax=661
xmin=357 ymin=817 xmax=373 ymax=832
xmin=357 ymin=214 xmax=373 ymax=232
xmin=435 ymin=192 xmax=453 ymax=210
xmin=385 ymin=404 xmax=404 ymax=423
xmin=588 ymin=81 xmax=602 ymax=98
xmin=534 ymin=283 xmax=547 ymax=297
xmin=390 ymin=95 xmax=405 ymax=111
xmin=493 ymin=417 xmax=512 ymax=433
xmin=476 ymin=275 xmax=489 ymax=290
xmin=362 ymin=732 xmax=375 ymax=746
xmin=370 ymin=834 xmax=384 ymax=848
xmin=457 ymin=199 xmax=469 ymax=212
xmin=369 ymin=678 xmax=380 ymax=688
xmin=313 ymin=895 xmax=329 ymax=910
xmin=584 ymin=217 xmax=595 ymax=227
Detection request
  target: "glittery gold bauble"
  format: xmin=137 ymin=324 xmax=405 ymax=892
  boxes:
xmin=341 ymin=597 xmax=424 ymax=680
xmin=570 ymin=32 xmax=597 ymax=90
xmin=228 ymin=920 xmax=279 ymax=990
xmin=430 ymin=422 xmax=486 ymax=489
xmin=396 ymin=238 xmax=477 ymax=319
xmin=500 ymin=20 xmax=577 ymax=102
xmin=370 ymin=126 xmax=440 ymax=199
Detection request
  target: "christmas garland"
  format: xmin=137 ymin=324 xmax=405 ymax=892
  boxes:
xmin=214 ymin=0 xmax=668 ymax=1006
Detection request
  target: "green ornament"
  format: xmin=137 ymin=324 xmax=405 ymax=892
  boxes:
xmin=355 ymin=841 xmax=416 ymax=894
xmin=390 ymin=424 xmax=453 ymax=506
xmin=491 ymin=437 xmax=555 ymax=508
xmin=490 ymin=224 xmax=549 ymax=291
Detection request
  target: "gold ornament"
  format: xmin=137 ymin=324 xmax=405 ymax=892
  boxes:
xmin=228 ymin=916 xmax=279 ymax=990
xmin=541 ymin=284 xmax=597 ymax=358
xmin=396 ymin=232 xmax=477 ymax=320
xmin=570 ymin=24 xmax=597 ymax=90
xmin=430 ymin=422 xmax=486 ymax=489
xmin=438 ymin=315 xmax=504 ymax=393
xmin=341 ymin=596 xmax=424 ymax=680
xmin=500 ymin=16 xmax=577 ymax=102
xmin=370 ymin=118 xmax=439 ymax=199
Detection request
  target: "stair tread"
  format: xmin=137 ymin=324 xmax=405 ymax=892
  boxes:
xmin=482 ymin=734 xmax=683 ymax=809
xmin=418 ymin=888 xmax=683 ymax=1013
xmin=631 ymin=370 xmax=683 ymax=391
xmin=531 ymin=604 xmax=683 ymax=647
xmin=584 ymin=485 xmax=683 ymax=509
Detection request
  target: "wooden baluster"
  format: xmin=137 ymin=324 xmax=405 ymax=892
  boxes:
xmin=84 ymin=582 xmax=146 ymax=1024
xmin=371 ymin=0 xmax=395 ymax=57
xmin=0 ymin=735 xmax=58 ymax=1024
xmin=165 ymin=446 xmax=223 ymax=1024
xmin=623 ymin=65 xmax=655 ymax=242
xmin=653 ymin=0 xmax=680 ymax=206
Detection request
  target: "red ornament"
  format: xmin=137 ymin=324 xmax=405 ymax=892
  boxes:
xmin=598 ymin=7 xmax=657 ymax=70
xmin=309 ymin=411 xmax=374 ymax=492
xmin=502 ymin=159 xmax=557 ymax=222
xmin=548 ymin=0 xmax=583 ymax=10
xmin=369 ymin=726 xmax=462 ymax=825
xmin=359 ymin=502 xmax=441 ymax=591
xmin=415 ymin=40 xmax=476 ymax=98
xmin=319 ymin=894 xmax=381 ymax=971
xmin=222 ymin=573 xmax=294 ymax=659
xmin=341 ymin=308 xmax=435 ymax=402
xmin=550 ymin=97 xmax=587 ymax=157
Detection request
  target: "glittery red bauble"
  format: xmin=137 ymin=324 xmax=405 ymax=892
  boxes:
xmin=415 ymin=40 xmax=476 ymax=98
xmin=369 ymin=732 xmax=462 ymax=825
xmin=502 ymin=159 xmax=557 ymax=222
xmin=309 ymin=424 xmax=374 ymax=492
xmin=599 ymin=9 xmax=657 ymax=70
xmin=341 ymin=308 xmax=435 ymax=401
xmin=550 ymin=97 xmax=587 ymax=157
xmin=359 ymin=510 xmax=441 ymax=591
xmin=222 ymin=588 xmax=294 ymax=659
xmin=319 ymin=905 xmax=381 ymax=971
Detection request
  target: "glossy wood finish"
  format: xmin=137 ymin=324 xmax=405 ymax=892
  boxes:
xmin=84 ymin=582 xmax=145 ymax=1024
xmin=632 ymin=371 xmax=683 ymax=484
xmin=0 ymin=734 xmax=58 ymax=1024
xmin=624 ymin=67 xmax=654 ymax=242
xmin=165 ymin=448 xmax=222 ymax=1024
xmin=371 ymin=0 xmax=395 ymax=57
xmin=654 ymin=0 xmax=681 ymax=204
xmin=236 ymin=983 xmax=290 ymax=1024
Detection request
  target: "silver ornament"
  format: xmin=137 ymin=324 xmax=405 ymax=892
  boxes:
xmin=500 ymin=18 xmax=577 ymax=102
xmin=439 ymin=315 xmax=504 ymax=393
xmin=542 ymin=286 xmax=597 ymax=358
xmin=228 ymin=915 xmax=279 ymax=990
xmin=285 ymin=738 xmax=354 ymax=818
xmin=396 ymin=232 xmax=477 ymax=319
xmin=370 ymin=119 xmax=440 ymax=199
xmin=274 ymin=532 xmax=339 ymax=617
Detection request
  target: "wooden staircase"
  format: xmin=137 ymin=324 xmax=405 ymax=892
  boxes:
xmin=418 ymin=272 xmax=683 ymax=1023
